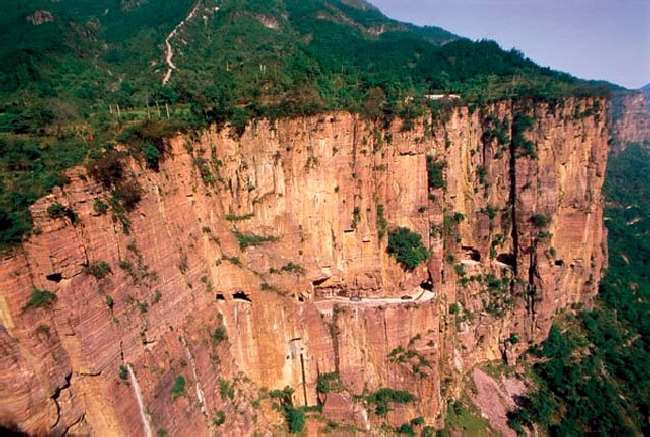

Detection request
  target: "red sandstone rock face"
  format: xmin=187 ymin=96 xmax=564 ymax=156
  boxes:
xmin=610 ymin=91 xmax=650 ymax=152
xmin=0 ymin=98 xmax=608 ymax=435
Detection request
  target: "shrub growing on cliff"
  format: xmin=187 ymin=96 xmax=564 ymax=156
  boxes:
xmin=482 ymin=116 xmax=510 ymax=146
xmin=531 ymin=213 xmax=551 ymax=228
xmin=285 ymin=407 xmax=305 ymax=434
xmin=142 ymin=142 xmax=162 ymax=170
xmin=270 ymin=386 xmax=305 ymax=433
xmin=212 ymin=410 xmax=226 ymax=427
xmin=234 ymin=231 xmax=277 ymax=250
xmin=219 ymin=378 xmax=235 ymax=400
xmin=88 ymin=150 xmax=124 ymax=188
xmin=93 ymin=198 xmax=109 ymax=215
xmin=171 ymin=376 xmax=186 ymax=400
xmin=86 ymin=261 xmax=111 ymax=279
xmin=193 ymin=157 xmax=216 ymax=185
xmin=317 ymin=372 xmax=342 ymax=394
xmin=225 ymin=213 xmax=254 ymax=222
xmin=366 ymin=388 xmax=416 ymax=416
xmin=280 ymin=262 xmax=305 ymax=274
xmin=23 ymin=288 xmax=57 ymax=311
xmin=47 ymin=202 xmax=78 ymax=224
xmin=113 ymin=179 xmax=142 ymax=211
xmin=397 ymin=423 xmax=415 ymax=435
xmin=482 ymin=205 xmax=497 ymax=221
xmin=118 ymin=365 xmax=128 ymax=381
xmin=387 ymin=227 xmax=430 ymax=270
xmin=426 ymin=156 xmax=446 ymax=190
xmin=445 ymin=400 xmax=491 ymax=434
xmin=376 ymin=205 xmax=388 ymax=239
xmin=211 ymin=326 xmax=227 ymax=345
xmin=512 ymin=114 xmax=537 ymax=158
xmin=477 ymin=165 xmax=488 ymax=185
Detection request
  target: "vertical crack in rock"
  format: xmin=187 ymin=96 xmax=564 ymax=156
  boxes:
xmin=507 ymin=113 xmax=520 ymax=278
xmin=528 ymin=243 xmax=539 ymax=322
xmin=61 ymin=413 xmax=85 ymax=436
xmin=180 ymin=334 xmax=208 ymax=417
xmin=299 ymin=352 xmax=308 ymax=407
xmin=331 ymin=306 xmax=341 ymax=373
xmin=50 ymin=371 xmax=72 ymax=431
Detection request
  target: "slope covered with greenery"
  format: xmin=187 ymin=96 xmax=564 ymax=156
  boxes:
xmin=509 ymin=143 xmax=650 ymax=435
xmin=0 ymin=0 xmax=609 ymax=248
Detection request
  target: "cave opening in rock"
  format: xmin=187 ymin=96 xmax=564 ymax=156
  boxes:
xmin=462 ymin=246 xmax=481 ymax=262
xmin=232 ymin=291 xmax=252 ymax=303
xmin=496 ymin=253 xmax=516 ymax=267
xmin=554 ymin=259 xmax=565 ymax=266
xmin=312 ymin=277 xmax=328 ymax=287
xmin=216 ymin=293 xmax=225 ymax=301
xmin=46 ymin=273 xmax=62 ymax=283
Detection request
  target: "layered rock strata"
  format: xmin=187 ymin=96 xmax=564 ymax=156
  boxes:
xmin=0 ymin=97 xmax=608 ymax=435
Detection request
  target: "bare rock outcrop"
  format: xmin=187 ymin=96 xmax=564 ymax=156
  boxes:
xmin=26 ymin=10 xmax=54 ymax=26
xmin=610 ymin=91 xmax=650 ymax=152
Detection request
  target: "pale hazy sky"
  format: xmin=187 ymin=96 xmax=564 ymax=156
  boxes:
xmin=371 ymin=0 xmax=650 ymax=89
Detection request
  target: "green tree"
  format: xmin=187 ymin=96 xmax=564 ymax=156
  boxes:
xmin=387 ymin=227 xmax=430 ymax=270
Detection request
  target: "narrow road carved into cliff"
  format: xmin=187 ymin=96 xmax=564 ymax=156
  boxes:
xmin=315 ymin=288 xmax=435 ymax=308
xmin=162 ymin=1 xmax=216 ymax=85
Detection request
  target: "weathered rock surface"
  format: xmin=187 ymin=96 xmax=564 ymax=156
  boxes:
xmin=0 ymin=98 xmax=608 ymax=435
xmin=610 ymin=91 xmax=650 ymax=152
xmin=26 ymin=10 xmax=54 ymax=26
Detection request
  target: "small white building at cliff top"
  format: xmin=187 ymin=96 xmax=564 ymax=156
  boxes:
xmin=425 ymin=94 xmax=462 ymax=100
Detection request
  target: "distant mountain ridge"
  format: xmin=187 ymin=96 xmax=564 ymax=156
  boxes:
xmin=642 ymin=83 xmax=650 ymax=110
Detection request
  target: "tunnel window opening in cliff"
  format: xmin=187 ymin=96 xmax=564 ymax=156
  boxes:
xmin=216 ymin=293 xmax=225 ymax=301
xmin=497 ymin=253 xmax=516 ymax=268
xmin=232 ymin=291 xmax=252 ymax=303
xmin=312 ymin=277 xmax=328 ymax=287
xmin=0 ymin=424 xmax=27 ymax=436
xmin=46 ymin=272 xmax=63 ymax=283
xmin=462 ymin=246 xmax=481 ymax=262
xmin=555 ymin=259 xmax=565 ymax=267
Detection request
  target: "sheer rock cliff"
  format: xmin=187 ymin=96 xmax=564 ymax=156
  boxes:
xmin=0 ymin=97 xmax=608 ymax=435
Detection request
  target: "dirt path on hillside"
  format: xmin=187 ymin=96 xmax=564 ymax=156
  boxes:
xmin=162 ymin=1 xmax=215 ymax=85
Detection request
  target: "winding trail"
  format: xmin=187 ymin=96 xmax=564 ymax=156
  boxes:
xmin=162 ymin=1 xmax=215 ymax=85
